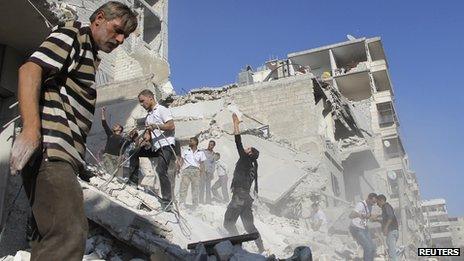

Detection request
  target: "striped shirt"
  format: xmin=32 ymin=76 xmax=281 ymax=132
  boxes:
xmin=27 ymin=21 xmax=100 ymax=170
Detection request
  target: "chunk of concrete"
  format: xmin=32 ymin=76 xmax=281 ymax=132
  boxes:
xmin=213 ymin=240 xmax=234 ymax=261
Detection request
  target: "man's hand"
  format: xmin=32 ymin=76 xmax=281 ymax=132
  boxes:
xmin=146 ymin=124 xmax=158 ymax=132
xmin=232 ymin=113 xmax=240 ymax=124
xmin=369 ymin=213 xmax=379 ymax=221
xmin=101 ymin=107 xmax=106 ymax=119
xmin=10 ymin=130 xmax=41 ymax=175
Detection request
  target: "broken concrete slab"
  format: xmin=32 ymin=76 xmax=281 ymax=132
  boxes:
xmin=171 ymin=99 xmax=224 ymax=120
xmin=213 ymin=240 xmax=234 ymax=261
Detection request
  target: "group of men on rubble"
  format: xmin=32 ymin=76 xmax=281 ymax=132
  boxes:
xmin=307 ymin=192 xmax=400 ymax=261
xmin=100 ymin=103 xmax=230 ymax=209
xmin=8 ymin=2 xmax=265 ymax=259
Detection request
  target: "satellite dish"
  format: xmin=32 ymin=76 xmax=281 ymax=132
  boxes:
xmin=383 ymin=140 xmax=391 ymax=148
xmin=387 ymin=171 xmax=397 ymax=180
xmin=347 ymin=34 xmax=356 ymax=41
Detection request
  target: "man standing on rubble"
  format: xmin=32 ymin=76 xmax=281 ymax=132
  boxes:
xmin=309 ymin=202 xmax=328 ymax=233
xmin=101 ymin=106 xmax=125 ymax=173
xmin=138 ymin=89 xmax=176 ymax=209
xmin=200 ymin=140 xmax=216 ymax=204
xmin=349 ymin=193 xmax=378 ymax=261
xmin=376 ymin=194 xmax=399 ymax=261
xmin=9 ymin=2 xmax=137 ymax=260
xmin=212 ymin=152 xmax=229 ymax=203
xmin=178 ymin=137 xmax=206 ymax=207
xmin=223 ymin=113 xmax=265 ymax=253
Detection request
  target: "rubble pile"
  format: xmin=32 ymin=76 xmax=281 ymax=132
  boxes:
xmin=169 ymin=86 xmax=233 ymax=107
xmin=75 ymin=95 xmax=364 ymax=260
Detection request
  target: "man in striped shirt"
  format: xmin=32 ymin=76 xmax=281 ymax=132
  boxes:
xmin=9 ymin=2 xmax=137 ymax=260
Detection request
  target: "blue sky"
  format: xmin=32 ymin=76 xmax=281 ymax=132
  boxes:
xmin=168 ymin=1 xmax=464 ymax=216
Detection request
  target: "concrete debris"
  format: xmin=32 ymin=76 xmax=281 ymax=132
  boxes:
xmin=339 ymin=136 xmax=368 ymax=149
xmin=212 ymin=240 xmax=234 ymax=261
xmin=170 ymin=86 xmax=232 ymax=107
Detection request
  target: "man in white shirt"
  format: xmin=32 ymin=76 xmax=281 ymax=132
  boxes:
xmin=138 ymin=89 xmax=176 ymax=208
xmin=211 ymin=153 xmax=229 ymax=202
xmin=178 ymin=137 xmax=206 ymax=207
xmin=349 ymin=193 xmax=378 ymax=261
xmin=309 ymin=202 xmax=328 ymax=233
xmin=200 ymin=140 xmax=216 ymax=204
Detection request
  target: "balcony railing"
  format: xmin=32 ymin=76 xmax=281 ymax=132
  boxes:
xmin=431 ymin=231 xmax=452 ymax=239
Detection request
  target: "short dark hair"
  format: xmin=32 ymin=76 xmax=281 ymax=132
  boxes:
xmin=367 ymin=193 xmax=377 ymax=199
xmin=311 ymin=202 xmax=319 ymax=208
xmin=138 ymin=89 xmax=154 ymax=98
xmin=209 ymin=140 xmax=216 ymax=146
xmin=190 ymin=137 xmax=199 ymax=145
xmin=250 ymin=147 xmax=259 ymax=160
xmin=114 ymin=124 xmax=123 ymax=132
xmin=90 ymin=1 xmax=138 ymax=35
xmin=377 ymin=194 xmax=387 ymax=201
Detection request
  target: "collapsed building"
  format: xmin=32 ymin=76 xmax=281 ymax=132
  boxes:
xmin=0 ymin=0 xmax=428 ymax=260
xmin=230 ymin=37 xmax=427 ymax=252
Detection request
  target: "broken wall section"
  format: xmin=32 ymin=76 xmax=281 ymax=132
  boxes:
xmin=231 ymin=75 xmax=318 ymax=153
xmin=41 ymin=0 xmax=171 ymax=88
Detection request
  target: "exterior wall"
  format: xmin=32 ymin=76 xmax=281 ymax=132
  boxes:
xmin=450 ymin=217 xmax=464 ymax=248
xmin=231 ymin=75 xmax=318 ymax=153
xmin=422 ymin=200 xmax=454 ymax=247
xmin=46 ymin=0 xmax=170 ymax=86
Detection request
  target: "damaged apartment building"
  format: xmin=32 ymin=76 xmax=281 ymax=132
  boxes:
xmin=227 ymin=36 xmax=427 ymax=253
xmin=1 ymin=0 xmax=428 ymax=259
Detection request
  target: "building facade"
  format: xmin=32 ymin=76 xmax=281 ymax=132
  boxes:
xmin=449 ymin=217 xmax=464 ymax=248
xmin=422 ymin=199 xmax=454 ymax=247
xmin=235 ymin=36 xmax=426 ymax=251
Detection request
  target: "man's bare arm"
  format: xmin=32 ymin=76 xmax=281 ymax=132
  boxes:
xmin=18 ymin=62 xmax=42 ymax=134
xmin=10 ymin=62 xmax=43 ymax=174
xmin=148 ymin=119 xmax=175 ymax=132
xmin=232 ymin=113 xmax=240 ymax=135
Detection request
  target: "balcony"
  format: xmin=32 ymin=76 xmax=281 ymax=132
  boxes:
xmin=431 ymin=231 xmax=452 ymax=239
xmin=334 ymin=70 xmax=371 ymax=101
xmin=424 ymin=210 xmax=448 ymax=217
xmin=429 ymin=221 xmax=451 ymax=228
xmin=383 ymin=136 xmax=405 ymax=160
xmin=377 ymin=101 xmax=399 ymax=129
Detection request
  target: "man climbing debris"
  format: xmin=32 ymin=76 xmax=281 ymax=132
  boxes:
xmin=101 ymin=106 xmax=125 ymax=174
xmin=349 ymin=193 xmax=378 ymax=261
xmin=200 ymin=140 xmax=216 ymax=204
xmin=309 ymin=202 xmax=328 ymax=233
xmin=178 ymin=137 xmax=206 ymax=208
xmin=376 ymin=194 xmax=400 ymax=261
xmin=8 ymin=2 xmax=137 ymax=260
xmin=138 ymin=89 xmax=176 ymax=210
xmin=223 ymin=113 xmax=265 ymax=253
xmin=211 ymin=152 xmax=230 ymax=203
xmin=118 ymin=129 xmax=140 ymax=184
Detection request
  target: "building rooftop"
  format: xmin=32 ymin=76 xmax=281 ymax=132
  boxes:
xmin=422 ymin=198 xmax=447 ymax=206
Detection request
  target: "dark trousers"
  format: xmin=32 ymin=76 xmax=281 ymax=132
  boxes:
xmin=21 ymin=157 xmax=88 ymax=261
xmin=212 ymin=175 xmax=229 ymax=202
xmin=199 ymin=171 xmax=213 ymax=204
xmin=223 ymin=191 xmax=264 ymax=252
xmin=154 ymin=146 xmax=174 ymax=202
